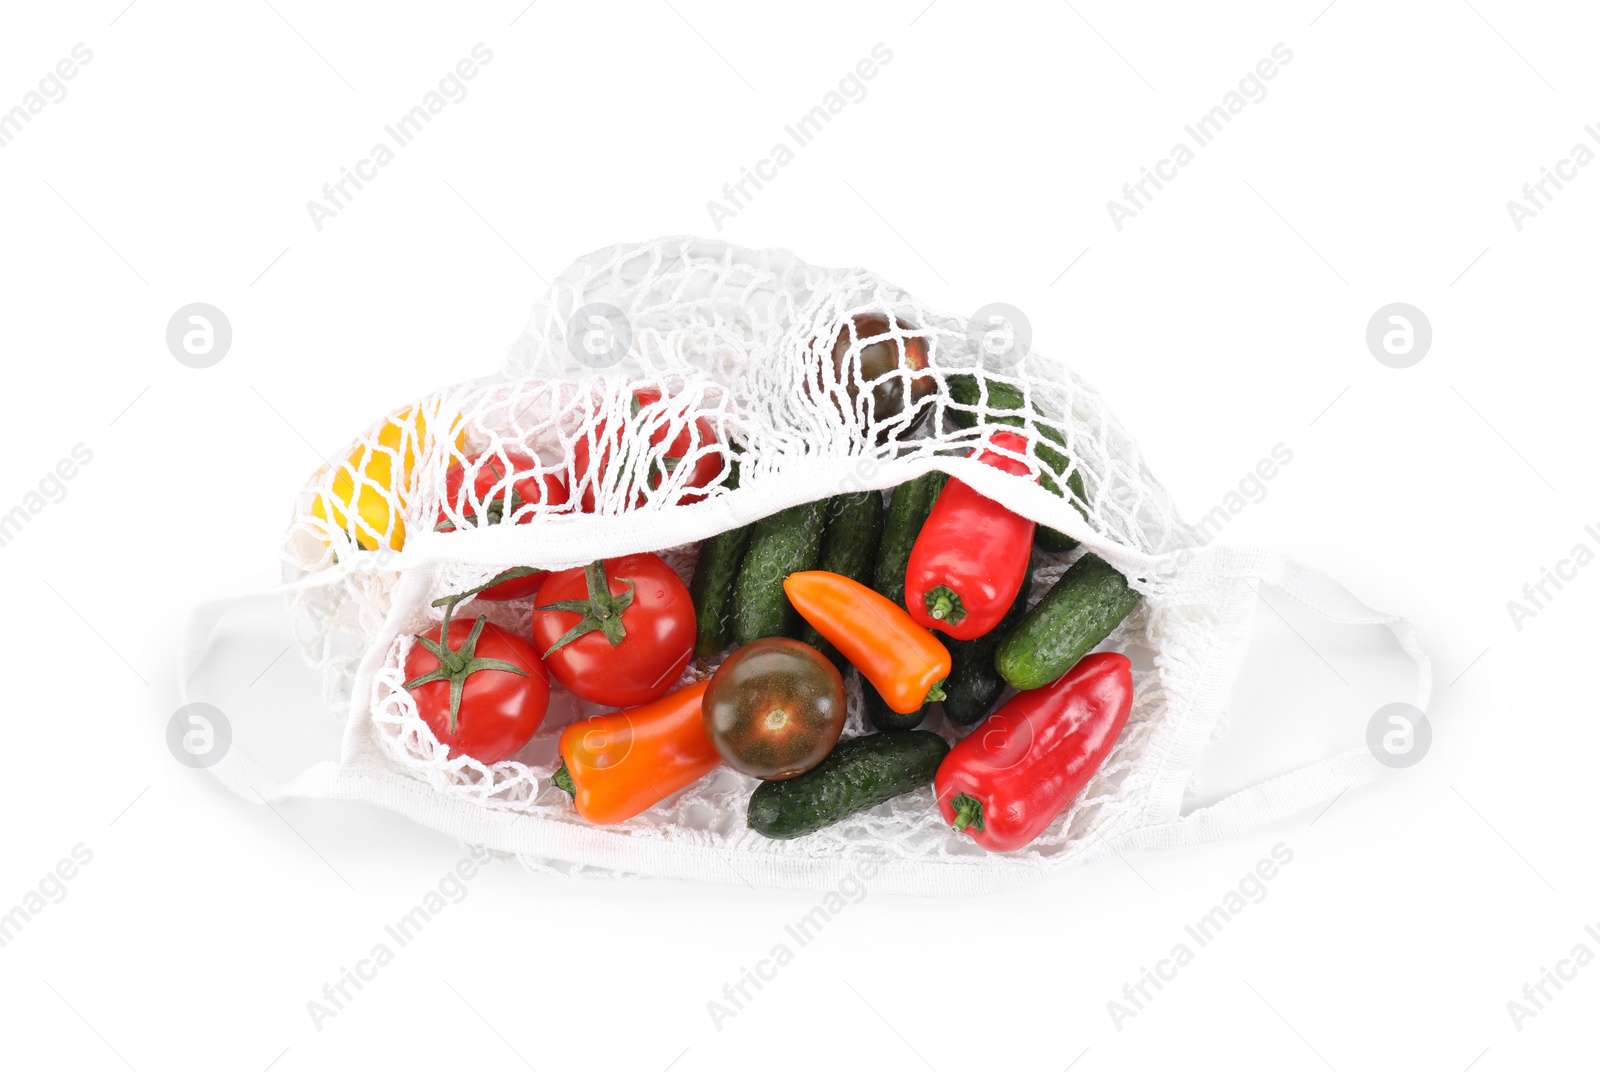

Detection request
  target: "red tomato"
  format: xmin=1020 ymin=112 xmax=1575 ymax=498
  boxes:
xmin=403 ymin=616 xmax=551 ymax=764
xmin=532 ymin=553 xmax=695 ymax=707
xmin=572 ymin=388 xmax=723 ymax=512
xmin=437 ymin=449 xmax=569 ymax=600
xmin=470 ymin=570 xmax=547 ymax=603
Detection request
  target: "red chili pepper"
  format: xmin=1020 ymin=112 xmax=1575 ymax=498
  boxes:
xmin=934 ymin=651 xmax=1133 ymax=852
xmin=904 ymin=431 xmax=1037 ymax=640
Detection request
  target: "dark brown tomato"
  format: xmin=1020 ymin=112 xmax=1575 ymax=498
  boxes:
xmin=829 ymin=314 xmax=933 ymax=432
xmin=703 ymin=638 xmax=846 ymax=780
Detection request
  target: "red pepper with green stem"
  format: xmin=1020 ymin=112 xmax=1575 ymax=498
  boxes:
xmin=905 ymin=431 xmax=1037 ymax=640
xmin=935 ymin=651 xmax=1133 ymax=852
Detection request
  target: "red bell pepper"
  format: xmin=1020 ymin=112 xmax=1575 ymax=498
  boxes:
xmin=935 ymin=651 xmax=1133 ymax=852
xmin=904 ymin=430 xmax=1037 ymax=640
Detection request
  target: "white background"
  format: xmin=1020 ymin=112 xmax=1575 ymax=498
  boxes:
xmin=0 ymin=1 xmax=1593 ymax=1069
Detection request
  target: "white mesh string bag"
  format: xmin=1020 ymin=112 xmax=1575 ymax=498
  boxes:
xmin=181 ymin=237 xmax=1431 ymax=895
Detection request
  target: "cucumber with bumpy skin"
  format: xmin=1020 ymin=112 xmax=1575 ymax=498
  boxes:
xmin=691 ymin=522 xmax=755 ymax=656
xmin=860 ymin=669 xmax=930 ymax=732
xmin=942 ymin=557 xmax=1035 ymax=725
xmin=731 ymin=501 xmax=828 ymax=645
xmin=800 ymin=492 xmax=885 ymax=664
xmin=995 ymin=553 xmax=1140 ymax=691
xmin=1035 ymin=526 xmax=1080 ymax=554
xmin=872 ymin=472 xmax=947 ymax=608
xmin=946 ymin=373 xmax=1089 ymax=506
xmin=746 ymin=731 xmax=950 ymax=839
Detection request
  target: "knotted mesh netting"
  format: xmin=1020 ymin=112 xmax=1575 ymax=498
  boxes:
xmin=278 ymin=237 xmax=1219 ymax=878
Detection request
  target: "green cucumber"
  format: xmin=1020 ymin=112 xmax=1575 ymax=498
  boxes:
xmin=689 ymin=462 xmax=753 ymax=656
xmin=1035 ymin=526 xmax=1080 ymax=554
xmin=942 ymin=557 xmax=1036 ymax=725
xmin=945 ymin=373 xmax=1089 ymax=505
xmin=860 ymin=670 xmax=929 ymax=732
xmin=747 ymin=731 xmax=950 ymax=839
xmin=690 ymin=522 xmax=755 ymax=657
xmin=730 ymin=500 xmax=828 ymax=645
xmin=872 ymin=471 xmax=947 ymax=608
xmin=995 ymin=553 xmax=1140 ymax=691
xmin=799 ymin=492 xmax=885 ymax=664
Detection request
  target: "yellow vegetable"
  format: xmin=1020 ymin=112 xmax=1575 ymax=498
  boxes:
xmin=312 ymin=407 xmax=463 ymax=551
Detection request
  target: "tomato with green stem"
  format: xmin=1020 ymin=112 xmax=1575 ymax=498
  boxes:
xmin=402 ymin=589 xmax=550 ymax=765
xmin=532 ymin=553 xmax=696 ymax=707
xmin=436 ymin=449 xmax=569 ymax=600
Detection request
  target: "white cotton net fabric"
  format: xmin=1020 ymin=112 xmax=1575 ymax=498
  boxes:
xmin=274 ymin=236 xmax=1272 ymax=890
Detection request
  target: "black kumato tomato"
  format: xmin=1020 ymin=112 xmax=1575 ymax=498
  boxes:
xmin=827 ymin=314 xmax=933 ymax=432
xmin=703 ymin=638 xmax=846 ymax=780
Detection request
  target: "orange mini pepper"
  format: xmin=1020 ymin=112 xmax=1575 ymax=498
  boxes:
xmin=553 ymin=680 xmax=717 ymax=825
xmin=782 ymin=571 xmax=951 ymax=715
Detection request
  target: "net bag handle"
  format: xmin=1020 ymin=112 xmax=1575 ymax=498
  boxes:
xmin=177 ymin=582 xmax=360 ymax=803
xmin=1116 ymin=545 xmax=1432 ymax=853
